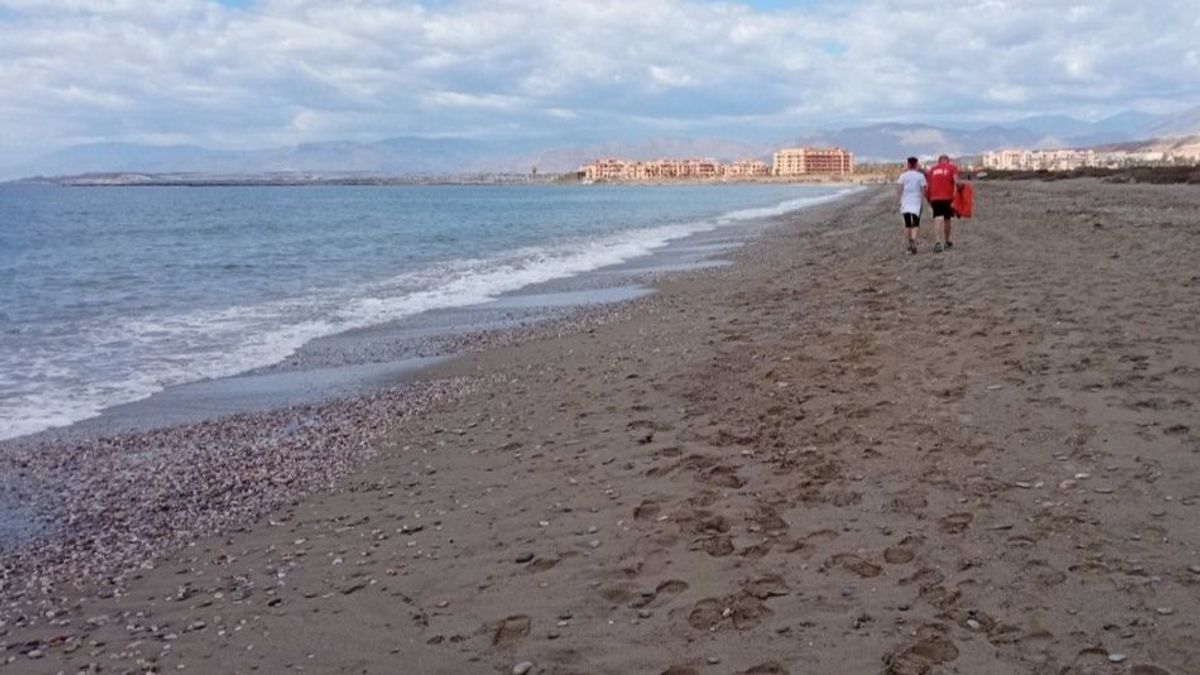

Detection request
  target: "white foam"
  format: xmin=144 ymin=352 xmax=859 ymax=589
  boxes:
xmin=0 ymin=187 xmax=856 ymax=441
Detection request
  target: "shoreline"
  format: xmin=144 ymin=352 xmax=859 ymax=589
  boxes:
xmin=0 ymin=190 xmax=851 ymax=600
xmin=3 ymin=179 xmax=1198 ymax=673
xmin=1 ymin=183 xmax=855 ymax=446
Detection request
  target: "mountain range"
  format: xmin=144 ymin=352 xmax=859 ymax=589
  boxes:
xmin=5 ymin=106 xmax=1199 ymax=180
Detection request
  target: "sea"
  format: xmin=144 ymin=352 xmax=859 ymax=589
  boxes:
xmin=0 ymin=182 xmax=853 ymax=441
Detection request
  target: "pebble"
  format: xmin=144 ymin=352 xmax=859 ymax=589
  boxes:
xmin=1189 ymin=565 xmax=1200 ymax=574
xmin=1155 ymin=607 xmax=1175 ymax=615
xmin=557 ymin=610 xmax=573 ymax=620
xmin=515 ymin=552 xmax=535 ymax=564
xmin=638 ymin=610 xmax=652 ymax=619
xmin=588 ymin=540 xmax=601 ymax=549
xmin=707 ymin=656 xmax=721 ymax=665
xmin=966 ymin=619 xmax=981 ymax=631
xmin=1108 ymin=653 xmax=1127 ymax=663
xmin=512 ymin=661 xmax=534 ymax=675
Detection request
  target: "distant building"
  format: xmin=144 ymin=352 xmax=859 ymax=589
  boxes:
xmin=772 ymin=147 xmax=854 ymax=176
xmin=982 ymin=147 xmax=1185 ymax=171
xmin=581 ymin=157 xmax=724 ymax=181
xmin=725 ymin=159 xmax=771 ymax=177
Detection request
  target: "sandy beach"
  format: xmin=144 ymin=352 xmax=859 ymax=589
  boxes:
xmin=3 ymin=179 xmax=1199 ymax=674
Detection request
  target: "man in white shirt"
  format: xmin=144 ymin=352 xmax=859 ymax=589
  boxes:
xmin=894 ymin=156 xmax=927 ymax=255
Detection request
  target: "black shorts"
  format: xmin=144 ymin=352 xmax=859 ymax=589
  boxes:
xmin=931 ymin=200 xmax=955 ymax=219
xmin=902 ymin=213 xmax=920 ymax=228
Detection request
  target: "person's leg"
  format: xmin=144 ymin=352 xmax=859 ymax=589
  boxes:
xmin=903 ymin=213 xmax=919 ymax=253
xmin=945 ymin=217 xmax=954 ymax=248
xmin=934 ymin=215 xmax=946 ymax=252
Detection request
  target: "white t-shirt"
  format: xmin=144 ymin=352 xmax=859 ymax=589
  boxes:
xmin=897 ymin=169 xmax=927 ymax=215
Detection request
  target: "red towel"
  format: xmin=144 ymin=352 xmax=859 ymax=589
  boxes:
xmin=952 ymin=183 xmax=974 ymax=218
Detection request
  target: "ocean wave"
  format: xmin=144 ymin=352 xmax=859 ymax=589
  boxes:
xmin=0 ymin=187 xmax=855 ymax=441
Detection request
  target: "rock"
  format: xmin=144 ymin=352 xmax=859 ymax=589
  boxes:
xmin=1109 ymin=653 xmax=1128 ymax=663
xmin=512 ymin=661 xmax=534 ymax=675
xmin=1189 ymin=564 xmax=1200 ymax=574
xmin=638 ymin=609 xmax=652 ymax=619
xmin=1155 ymin=607 xmax=1175 ymax=615
xmin=966 ymin=619 xmax=981 ymax=631
xmin=515 ymin=552 xmax=534 ymax=563
xmin=588 ymin=540 xmax=601 ymax=549
xmin=707 ymin=656 xmax=721 ymax=665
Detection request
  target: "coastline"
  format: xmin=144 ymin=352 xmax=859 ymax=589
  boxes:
xmin=0 ymin=188 xmax=850 ymax=584
xmin=3 ymin=180 xmax=1199 ymax=673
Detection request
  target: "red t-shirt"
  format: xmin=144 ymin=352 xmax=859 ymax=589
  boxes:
xmin=926 ymin=162 xmax=959 ymax=201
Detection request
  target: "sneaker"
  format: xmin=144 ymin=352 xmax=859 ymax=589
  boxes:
xmin=945 ymin=241 xmax=954 ymax=250
xmin=933 ymin=242 xmax=943 ymax=253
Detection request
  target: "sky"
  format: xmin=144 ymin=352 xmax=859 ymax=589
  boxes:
xmin=1 ymin=0 xmax=1198 ymax=164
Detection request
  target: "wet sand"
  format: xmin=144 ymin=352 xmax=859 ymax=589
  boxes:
xmin=3 ymin=180 xmax=1200 ymax=673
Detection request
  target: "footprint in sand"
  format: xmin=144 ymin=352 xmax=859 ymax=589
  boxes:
xmin=702 ymin=465 xmax=747 ymax=488
xmin=687 ymin=592 xmax=772 ymax=631
xmin=633 ymin=579 xmax=691 ymax=609
xmin=743 ymin=663 xmax=790 ymax=675
xmin=634 ymin=500 xmax=662 ymax=521
xmin=938 ymin=512 xmax=974 ymax=534
xmin=890 ymin=492 xmax=929 ymax=514
xmin=883 ymin=536 xmax=923 ymax=564
xmin=832 ymin=553 xmax=883 ymax=578
xmin=491 ymin=615 xmax=532 ymax=648
xmin=745 ymin=575 xmax=790 ymax=599
xmin=884 ymin=624 xmax=959 ymax=675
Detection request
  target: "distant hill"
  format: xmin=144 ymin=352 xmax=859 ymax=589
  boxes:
xmin=5 ymin=107 xmax=1199 ymax=180
xmin=791 ymin=123 xmax=1051 ymax=162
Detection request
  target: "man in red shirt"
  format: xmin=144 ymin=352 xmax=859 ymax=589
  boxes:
xmin=925 ymin=154 xmax=961 ymax=252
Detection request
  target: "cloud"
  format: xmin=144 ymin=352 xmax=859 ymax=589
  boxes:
xmin=0 ymin=0 xmax=1198 ymax=162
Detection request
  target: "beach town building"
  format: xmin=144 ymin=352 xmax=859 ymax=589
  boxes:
xmin=581 ymin=148 xmax=854 ymax=182
xmin=981 ymin=148 xmax=1185 ymax=171
xmin=725 ymin=159 xmax=771 ymax=177
xmin=582 ymin=158 xmax=726 ymax=181
xmin=772 ymin=147 xmax=854 ymax=176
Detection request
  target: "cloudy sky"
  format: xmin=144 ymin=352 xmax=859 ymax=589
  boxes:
xmin=1 ymin=0 xmax=1198 ymax=164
